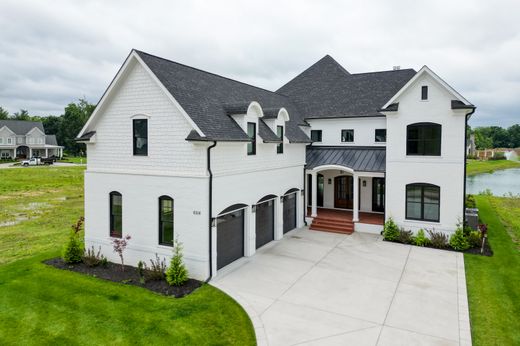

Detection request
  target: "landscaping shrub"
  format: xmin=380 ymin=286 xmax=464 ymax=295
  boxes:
xmin=413 ymin=229 xmax=429 ymax=247
xmin=83 ymin=246 xmax=106 ymax=267
xmin=427 ymin=229 xmax=448 ymax=249
xmin=62 ymin=217 xmax=84 ymax=264
xmin=166 ymin=239 xmax=189 ymax=286
xmin=397 ymin=229 xmax=413 ymax=244
xmin=465 ymin=194 xmax=477 ymax=209
xmin=449 ymin=228 xmax=470 ymax=251
xmin=111 ymin=235 xmax=131 ymax=271
xmin=488 ymin=152 xmax=506 ymax=160
xmin=383 ymin=218 xmax=400 ymax=241
xmin=468 ymin=230 xmax=482 ymax=248
xmin=145 ymin=254 xmax=167 ymax=281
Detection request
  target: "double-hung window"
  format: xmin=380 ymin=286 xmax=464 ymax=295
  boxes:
xmin=133 ymin=119 xmax=148 ymax=156
xmin=276 ymin=126 xmax=284 ymax=154
xmin=247 ymin=122 xmax=256 ymax=155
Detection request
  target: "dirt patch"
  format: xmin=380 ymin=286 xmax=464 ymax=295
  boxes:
xmin=45 ymin=258 xmax=202 ymax=298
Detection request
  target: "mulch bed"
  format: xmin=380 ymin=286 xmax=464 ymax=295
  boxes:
xmin=383 ymin=239 xmax=493 ymax=256
xmin=45 ymin=258 xmax=202 ymax=297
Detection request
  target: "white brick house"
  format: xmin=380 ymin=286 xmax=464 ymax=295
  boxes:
xmin=78 ymin=50 xmax=475 ymax=280
xmin=0 ymin=120 xmax=63 ymax=159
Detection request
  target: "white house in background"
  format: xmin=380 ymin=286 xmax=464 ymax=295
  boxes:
xmin=0 ymin=120 xmax=64 ymax=159
xmin=77 ymin=50 xmax=475 ymax=280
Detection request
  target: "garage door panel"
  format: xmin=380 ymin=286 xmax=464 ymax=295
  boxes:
xmin=256 ymin=200 xmax=274 ymax=249
xmin=217 ymin=209 xmax=244 ymax=270
xmin=283 ymin=193 xmax=297 ymax=234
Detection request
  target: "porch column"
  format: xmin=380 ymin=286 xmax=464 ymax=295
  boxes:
xmin=13 ymin=149 xmax=16 ymax=159
xmin=29 ymin=148 xmax=32 ymax=158
xmin=246 ymin=205 xmax=256 ymax=257
xmin=311 ymin=171 xmax=318 ymax=217
xmin=353 ymin=173 xmax=360 ymax=222
xmin=45 ymin=148 xmax=48 ymax=158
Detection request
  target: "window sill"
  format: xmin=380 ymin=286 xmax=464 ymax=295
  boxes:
xmin=157 ymin=244 xmax=173 ymax=249
xmin=404 ymin=219 xmax=440 ymax=224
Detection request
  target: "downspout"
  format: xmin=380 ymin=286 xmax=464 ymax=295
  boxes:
xmin=206 ymin=141 xmax=217 ymax=283
xmin=303 ymin=164 xmax=308 ymax=226
xmin=463 ymin=109 xmax=476 ymax=222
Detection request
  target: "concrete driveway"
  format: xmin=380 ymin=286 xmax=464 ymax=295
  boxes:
xmin=211 ymin=228 xmax=471 ymax=346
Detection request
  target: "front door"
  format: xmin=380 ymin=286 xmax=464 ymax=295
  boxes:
xmin=334 ymin=176 xmax=353 ymax=209
xmin=372 ymin=178 xmax=385 ymax=212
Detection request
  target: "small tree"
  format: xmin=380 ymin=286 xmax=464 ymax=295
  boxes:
xmin=62 ymin=217 xmax=84 ymax=264
xmin=383 ymin=217 xmax=400 ymax=241
xmin=111 ymin=235 xmax=131 ymax=271
xmin=449 ymin=228 xmax=470 ymax=251
xmin=166 ymin=238 xmax=189 ymax=286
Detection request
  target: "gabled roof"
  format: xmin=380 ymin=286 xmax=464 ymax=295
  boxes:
xmin=278 ymin=57 xmax=416 ymax=119
xmin=45 ymin=135 xmax=58 ymax=146
xmin=135 ymin=50 xmax=310 ymax=143
xmin=0 ymin=120 xmax=45 ymax=135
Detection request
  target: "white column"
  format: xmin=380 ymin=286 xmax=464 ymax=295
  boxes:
xmin=45 ymin=148 xmax=48 ymax=158
xmin=353 ymin=173 xmax=360 ymax=222
xmin=311 ymin=171 xmax=318 ymax=217
xmin=296 ymin=190 xmax=304 ymax=228
xmin=246 ymin=205 xmax=256 ymax=256
xmin=13 ymin=149 xmax=16 ymax=159
xmin=29 ymin=148 xmax=32 ymax=158
xmin=275 ymin=197 xmax=283 ymax=240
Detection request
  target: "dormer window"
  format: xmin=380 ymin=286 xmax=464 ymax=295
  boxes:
xmin=247 ymin=122 xmax=256 ymax=155
xmin=133 ymin=119 xmax=148 ymax=156
xmin=311 ymin=130 xmax=322 ymax=142
xmin=276 ymin=126 xmax=283 ymax=154
xmin=421 ymin=86 xmax=428 ymax=100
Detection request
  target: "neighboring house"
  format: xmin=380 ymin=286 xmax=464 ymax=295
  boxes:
xmin=0 ymin=120 xmax=64 ymax=159
xmin=77 ymin=50 xmax=475 ymax=280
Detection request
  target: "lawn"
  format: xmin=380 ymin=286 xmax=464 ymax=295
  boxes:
xmin=59 ymin=156 xmax=87 ymax=164
xmin=466 ymin=159 xmax=520 ymax=176
xmin=0 ymin=166 xmax=255 ymax=345
xmin=465 ymin=195 xmax=520 ymax=345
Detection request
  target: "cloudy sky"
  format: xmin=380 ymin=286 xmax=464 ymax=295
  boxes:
xmin=1 ymin=0 xmax=519 ymax=127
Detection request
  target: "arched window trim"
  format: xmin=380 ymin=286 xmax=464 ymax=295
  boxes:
xmin=405 ymin=183 xmax=440 ymax=222
xmin=406 ymin=122 xmax=442 ymax=156
xmin=109 ymin=191 xmax=122 ymax=238
xmin=158 ymin=195 xmax=174 ymax=246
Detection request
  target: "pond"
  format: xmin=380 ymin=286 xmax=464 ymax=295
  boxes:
xmin=466 ymin=168 xmax=520 ymax=196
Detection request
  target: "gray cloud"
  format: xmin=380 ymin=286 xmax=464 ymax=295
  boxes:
xmin=0 ymin=0 xmax=519 ymax=127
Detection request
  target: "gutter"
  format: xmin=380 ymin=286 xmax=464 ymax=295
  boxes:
xmin=206 ymin=141 xmax=217 ymax=283
xmin=303 ymin=164 xmax=307 ymax=226
xmin=463 ymin=108 xmax=476 ymax=223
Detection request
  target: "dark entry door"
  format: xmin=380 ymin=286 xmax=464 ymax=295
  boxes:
xmin=283 ymin=193 xmax=297 ymax=233
xmin=307 ymin=174 xmax=324 ymax=207
xmin=216 ymin=209 xmax=244 ymax=270
xmin=334 ymin=176 xmax=353 ymax=209
xmin=256 ymin=199 xmax=274 ymax=248
xmin=372 ymin=178 xmax=385 ymax=212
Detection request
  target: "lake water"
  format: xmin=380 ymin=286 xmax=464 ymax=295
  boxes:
xmin=466 ymin=168 xmax=520 ymax=196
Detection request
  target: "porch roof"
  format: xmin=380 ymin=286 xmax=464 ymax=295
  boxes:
xmin=306 ymin=146 xmax=386 ymax=172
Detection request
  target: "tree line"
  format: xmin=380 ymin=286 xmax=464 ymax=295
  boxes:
xmin=0 ymin=99 xmax=95 ymax=156
xmin=469 ymin=125 xmax=520 ymax=150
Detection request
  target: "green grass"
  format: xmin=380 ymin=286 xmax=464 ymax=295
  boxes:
xmin=466 ymin=159 xmax=520 ymax=176
xmin=59 ymin=156 xmax=87 ymax=164
xmin=464 ymin=195 xmax=520 ymax=345
xmin=0 ymin=167 xmax=255 ymax=345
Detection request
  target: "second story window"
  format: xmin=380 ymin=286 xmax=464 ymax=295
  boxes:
xmin=407 ymin=122 xmax=442 ymax=156
xmin=341 ymin=129 xmax=354 ymax=143
xmin=247 ymin=122 xmax=256 ymax=155
xmin=421 ymin=86 xmax=428 ymax=100
xmin=310 ymin=130 xmax=322 ymax=142
xmin=7 ymin=138 xmax=12 ymax=144
xmin=133 ymin=119 xmax=148 ymax=156
xmin=277 ymin=126 xmax=284 ymax=154
xmin=375 ymin=129 xmax=387 ymax=143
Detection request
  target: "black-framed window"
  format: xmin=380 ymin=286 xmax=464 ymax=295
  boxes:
xmin=133 ymin=119 xmax=148 ymax=156
xmin=276 ymin=126 xmax=284 ymax=154
xmin=341 ymin=129 xmax=354 ymax=142
xmin=159 ymin=196 xmax=174 ymax=246
xmin=310 ymin=130 xmax=322 ymax=142
xmin=406 ymin=183 xmax=440 ymax=222
xmin=421 ymin=86 xmax=428 ymax=100
xmin=406 ymin=123 xmax=441 ymax=156
xmin=247 ymin=122 xmax=256 ymax=155
xmin=375 ymin=129 xmax=387 ymax=142
xmin=109 ymin=192 xmax=122 ymax=238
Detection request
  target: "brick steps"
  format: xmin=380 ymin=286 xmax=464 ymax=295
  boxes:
xmin=309 ymin=217 xmax=354 ymax=234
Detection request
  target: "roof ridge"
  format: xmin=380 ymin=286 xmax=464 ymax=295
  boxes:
xmin=350 ymin=68 xmax=416 ymax=76
xmin=134 ymin=49 xmax=283 ymax=97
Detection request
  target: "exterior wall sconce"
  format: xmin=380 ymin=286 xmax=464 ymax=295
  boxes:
xmin=363 ymin=180 xmax=367 ymax=187
xmin=328 ymin=178 xmax=332 ymax=184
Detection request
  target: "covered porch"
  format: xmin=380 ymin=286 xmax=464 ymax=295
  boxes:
xmin=305 ymin=146 xmax=386 ymax=234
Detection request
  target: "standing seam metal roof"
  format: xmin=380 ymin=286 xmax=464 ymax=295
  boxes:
xmin=306 ymin=146 xmax=386 ymax=172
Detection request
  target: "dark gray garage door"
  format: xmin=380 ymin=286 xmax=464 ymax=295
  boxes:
xmin=217 ymin=209 xmax=244 ymax=270
xmin=256 ymin=199 xmax=274 ymax=249
xmin=283 ymin=193 xmax=297 ymax=233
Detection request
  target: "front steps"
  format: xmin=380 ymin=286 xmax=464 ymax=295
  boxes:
xmin=309 ymin=216 xmax=354 ymax=234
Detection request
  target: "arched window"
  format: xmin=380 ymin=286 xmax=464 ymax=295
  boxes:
xmin=159 ymin=196 xmax=174 ymax=246
xmin=109 ymin=192 xmax=122 ymax=238
xmin=406 ymin=122 xmax=441 ymax=156
xmin=406 ymin=183 xmax=440 ymax=222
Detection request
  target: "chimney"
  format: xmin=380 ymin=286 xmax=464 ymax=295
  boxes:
xmin=393 ymin=66 xmax=401 ymax=71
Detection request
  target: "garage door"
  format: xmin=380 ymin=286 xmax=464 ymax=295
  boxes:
xmin=283 ymin=192 xmax=297 ymax=233
xmin=217 ymin=209 xmax=244 ymax=270
xmin=256 ymin=199 xmax=274 ymax=249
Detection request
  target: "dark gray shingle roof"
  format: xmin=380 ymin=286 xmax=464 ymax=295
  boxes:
xmin=306 ymin=146 xmax=386 ymax=172
xmin=45 ymin=135 xmax=58 ymax=145
xmin=277 ymin=57 xmax=416 ymax=119
xmin=0 ymin=120 xmax=44 ymax=135
xmin=136 ymin=50 xmax=311 ymax=143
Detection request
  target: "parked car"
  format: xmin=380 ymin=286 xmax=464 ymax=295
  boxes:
xmin=21 ymin=157 xmax=54 ymax=166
